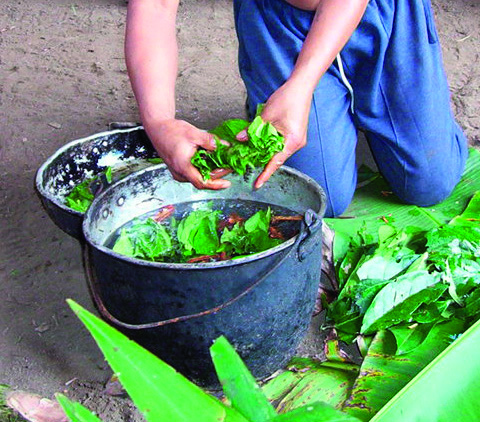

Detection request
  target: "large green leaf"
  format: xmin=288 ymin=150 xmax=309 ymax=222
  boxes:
xmin=449 ymin=190 xmax=480 ymax=227
xmin=210 ymin=336 xmax=276 ymax=422
xmin=67 ymin=300 xmax=248 ymax=422
xmin=262 ymin=357 xmax=359 ymax=413
xmin=388 ymin=322 xmax=435 ymax=355
xmin=268 ymin=402 xmax=361 ymax=422
xmin=371 ymin=317 xmax=480 ymax=422
xmin=342 ymin=318 xmax=464 ymax=421
xmin=56 ymin=394 xmax=103 ymax=422
xmin=360 ymin=271 xmax=444 ymax=334
xmin=262 ymin=371 xmax=304 ymax=405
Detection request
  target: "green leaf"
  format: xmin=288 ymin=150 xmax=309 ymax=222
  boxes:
xmin=371 ymin=317 xmax=480 ymax=422
xmin=177 ymin=210 xmax=220 ymax=255
xmin=56 ymin=394 xmax=103 ymax=422
xmin=113 ymin=218 xmax=174 ymax=261
xmin=448 ymin=190 xmax=480 ymax=227
xmin=275 ymin=366 xmax=357 ymax=413
xmin=67 ymin=300 xmax=248 ymax=422
xmin=262 ymin=357 xmax=359 ymax=413
xmin=210 ymin=336 xmax=276 ymax=422
xmin=342 ymin=319 xmax=464 ymax=421
xmin=65 ymin=178 xmax=95 ymax=213
xmin=191 ymin=114 xmax=284 ymax=180
xmin=360 ymin=271 xmax=445 ymax=334
xmin=112 ymin=228 xmax=135 ymax=256
xmin=262 ymin=371 xmax=304 ymax=405
xmin=210 ymin=119 xmax=249 ymax=143
xmin=388 ymin=323 xmax=435 ymax=355
xmin=268 ymin=402 xmax=361 ymax=422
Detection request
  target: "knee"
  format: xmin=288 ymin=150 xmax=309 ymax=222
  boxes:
xmin=394 ymin=173 xmax=460 ymax=207
xmin=324 ymin=190 xmax=354 ymax=218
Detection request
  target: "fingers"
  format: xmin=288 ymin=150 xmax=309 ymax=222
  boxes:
xmin=236 ymin=129 xmax=248 ymax=142
xmin=254 ymin=134 xmax=305 ymax=189
xmin=192 ymin=131 xmax=229 ymax=151
xmin=210 ymin=168 xmax=232 ymax=180
xmin=254 ymin=150 xmax=291 ymax=189
xmin=183 ymin=166 xmax=231 ymax=190
xmin=191 ymin=131 xmax=217 ymax=151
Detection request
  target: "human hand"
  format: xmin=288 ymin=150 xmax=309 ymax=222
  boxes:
xmin=145 ymin=118 xmax=231 ymax=189
xmin=237 ymin=81 xmax=312 ymax=189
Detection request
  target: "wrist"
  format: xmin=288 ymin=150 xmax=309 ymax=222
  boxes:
xmin=140 ymin=110 xmax=176 ymax=130
xmin=283 ymin=74 xmax=317 ymax=101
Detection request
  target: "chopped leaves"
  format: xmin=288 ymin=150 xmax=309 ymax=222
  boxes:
xmin=64 ymin=166 xmax=113 ymax=213
xmin=327 ymin=191 xmax=480 ymax=349
xmin=111 ymin=204 xmax=293 ymax=263
xmin=191 ymin=112 xmax=285 ymax=180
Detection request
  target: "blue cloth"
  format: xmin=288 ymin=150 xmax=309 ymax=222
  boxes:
xmin=234 ymin=0 xmax=468 ymax=217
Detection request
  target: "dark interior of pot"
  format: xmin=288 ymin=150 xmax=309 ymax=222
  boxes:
xmin=36 ymin=127 xmax=159 ymax=211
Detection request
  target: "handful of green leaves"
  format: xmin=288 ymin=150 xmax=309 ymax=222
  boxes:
xmin=191 ymin=113 xmax=285 ymax=180
xmin=65 ymin=167 xmax=112 ymax=213
xmin=112 ymin=205 xmax=287 ymax=263
xmin=327 ymin=191 xmax=480 ymax=348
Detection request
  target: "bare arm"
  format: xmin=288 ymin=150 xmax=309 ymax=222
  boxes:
xmin=125 ymin=0 xmax=230 ymax=189
xmin=252 ymin=0 xmax=369 ymax=188
xmin=125 ymin=0 xmax=178 ymax=124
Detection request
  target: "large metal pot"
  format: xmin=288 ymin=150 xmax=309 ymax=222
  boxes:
xmin=83 ymin=165 xmax=326 ymax=387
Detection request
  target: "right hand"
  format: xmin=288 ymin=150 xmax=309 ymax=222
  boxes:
xmin=145 ymin=118 xmax=231 ymax=190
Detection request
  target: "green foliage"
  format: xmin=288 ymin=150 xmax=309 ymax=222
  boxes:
xmin=220 ymin=208 xmax=282 ymax=256
xmin=371 ymin=318 xmax=480 ymax=422
xmin=177 ymin=209 xmax=221 ymax=256
xmin=113 ymin=218 xmax=174 ymax=261
xmin=112 ymin=205 xmax=283 ymax=262
xmin=191 ymin=113 xmax=284 ymax=180
xmin=326 ymin=192 xmax=480 ymax=343
xmin=63 ymin=300 xmax=362 ymax=422
xmin=343 ymin=319 xmax=464 ymax=421
xmin=65 ymin=167 xmax=112 ymax=213
xmin=269 ymin=403 xmax=361 ymax=422
xmin=211 ymin=336 xmax=277 ymax=422
xmin=55 ymin=395 xmax=102 ymax=422
xmin=262 ymin=318 xmax=465 ymax=421
xmin=65 ymin=178 xmax=95 ymax=213
xmin=264 ymin=358 xmax=358 ymax=413
xmin=65 ymin=300 xmax=249 ymax=422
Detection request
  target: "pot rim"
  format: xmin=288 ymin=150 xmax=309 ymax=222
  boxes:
xmin=35 ymin=126 xmax=145 ymax=216
xmin=82 ymin=164 xmax=327 ymax=270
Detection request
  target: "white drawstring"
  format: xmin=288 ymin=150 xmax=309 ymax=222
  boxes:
xmin=336 ymin=53 xmax=355 ymax=114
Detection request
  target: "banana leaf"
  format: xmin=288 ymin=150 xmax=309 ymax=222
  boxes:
xmin=262 ymin=371 xmax=304 ymax=405
xmin=67 ymin=300 xmax=248 ymax=422
xmin=342 ymin=318 xmax=465 ymax=421
xmin=326 ymin=148 xmax=480 ymax=240
xmin=449 ymin=190 xmax=480 ymax=227
xmin=262 ymin=357 xmax=359 ymax=413
xmin=267 ymin=402 xmax=361 ymax=422
xmin=56 ymin=394 xmax=102 ymax=422
xmin=371 ymin=317 xmax=480 ymax=422
xmin=210 ymin=336 xmax=276 ymax=422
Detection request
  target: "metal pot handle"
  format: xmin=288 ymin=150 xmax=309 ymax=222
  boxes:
xmin=82 ymin=209 xmax=321 ymax=330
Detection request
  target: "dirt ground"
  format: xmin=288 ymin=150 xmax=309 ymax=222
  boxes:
xmin=0 ymin=0 xmax=479 ymax=419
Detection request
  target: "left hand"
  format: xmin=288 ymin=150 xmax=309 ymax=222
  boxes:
xmin=238 ymin=79 xmax=313 ymax=189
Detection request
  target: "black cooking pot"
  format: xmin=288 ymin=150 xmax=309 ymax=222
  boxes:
xmin=83 ymin=165 xmax=326 ymax=387
xmin=35 ymin=126 xmax=159 ymax=239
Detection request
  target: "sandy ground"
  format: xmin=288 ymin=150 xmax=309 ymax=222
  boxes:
xmin=0 ymin=0 xmax=479 ymax=419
